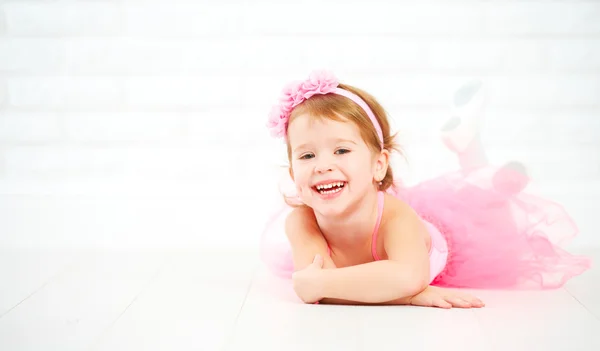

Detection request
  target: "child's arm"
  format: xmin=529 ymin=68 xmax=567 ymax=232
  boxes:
xmin=320 ymin=286 xmax=484 ymax=308
xmin=317 ymin=210 xmax=431 ymax=304
xmin=319 ymin=295 xmax=413 ymax=306
xmin=285 ymin=206 xmax=337 ymax=271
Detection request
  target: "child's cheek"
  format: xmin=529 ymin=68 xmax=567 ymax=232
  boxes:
xmin=296 ymin=184 xmax=304 ymax=197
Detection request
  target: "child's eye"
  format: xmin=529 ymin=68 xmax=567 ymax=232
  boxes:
xmin=299 ymin=153 xmax=314 ymax=160
xmin=335 ymin=149 xmax=350 ymax=155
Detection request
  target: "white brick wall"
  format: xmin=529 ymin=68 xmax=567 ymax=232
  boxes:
xmin=0 ymin=0 xmax=599 ymax=249
xmin=0 ymin=76 xmax=6 ymax=106
xmin=7 ymin=77 xmax=124 ymax=108
xmin=483 ymin=2 xmax=600 ymax=35
xmin=0 ymin=6 xmax=6 ymax=36
xmin=0 ymin=38 xmax=66 ymax=73
xmin=3 ymin=2 xmax=123 ymax=37
xmin=0 ymin=111 xmax=62 ymax=142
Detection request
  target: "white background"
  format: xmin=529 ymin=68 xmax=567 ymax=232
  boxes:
xmin=0 ymin=0 xmax=599 ymax=250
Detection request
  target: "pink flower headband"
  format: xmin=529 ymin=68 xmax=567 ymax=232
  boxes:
xmin=266 ymin=71 xmax=384 ymax=149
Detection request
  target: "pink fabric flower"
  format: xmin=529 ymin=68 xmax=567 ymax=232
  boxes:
xmin=266 ymin=105 xmax=287 ymax=139
xmin=301 ymin=70 xmax=338 ymax=99
xmin=267 ymin=71 xmax=340 ymax=139
xmin=280 ymin=80 xmax=304 ymax=111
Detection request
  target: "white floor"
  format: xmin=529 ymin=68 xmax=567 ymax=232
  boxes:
xmin=0 ymin=248 xmax=598 ymax=351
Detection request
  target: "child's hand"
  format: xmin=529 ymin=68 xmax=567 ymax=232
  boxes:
xmin=292 ymin=254 xmax=325 ymax=304
xmin=408 ymin=285 xmax=485 ymax=309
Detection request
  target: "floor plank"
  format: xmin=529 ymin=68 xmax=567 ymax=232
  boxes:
xmin=471 ymin=287 xmax=600 ymax=351
xmin=91 ymin=250 xmax=255 ymax=351
xmin=565 ymin=249 xmax=600 ymax=321
xmin=226 ymin=267 xmax=361 ymax=351
xmin=1 ymin=249 xmax=598 ymax=351
xmin=0 ymin=249 xmax=80 ymax=317
xmin=358 ymin=305 xmax=491 ymax=351
xmin=0 ymin=250 xmax=169 ymax=351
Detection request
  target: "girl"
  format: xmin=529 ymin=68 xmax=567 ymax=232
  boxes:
xmin=260 ymin=71 xmax=592 ymax=308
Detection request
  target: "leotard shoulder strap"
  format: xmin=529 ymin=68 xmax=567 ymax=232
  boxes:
xmin=371 ymin=191 xmax=384 ymax=261
xmin=325 ymin=191 xmax=385 ymax=260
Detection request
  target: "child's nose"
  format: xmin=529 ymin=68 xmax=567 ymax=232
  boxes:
xmin=315 ymin=165 xmax=333 ymax=174
xmin=315 ymin=158 xmax=334 ymax=173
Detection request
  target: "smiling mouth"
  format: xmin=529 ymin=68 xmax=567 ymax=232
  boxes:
xmin=313 ymin=181 xmax=346 ymax=195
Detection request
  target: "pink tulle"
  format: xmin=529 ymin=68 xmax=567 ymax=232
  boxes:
xmin=260 ymin=165 xmax=592 ymax=290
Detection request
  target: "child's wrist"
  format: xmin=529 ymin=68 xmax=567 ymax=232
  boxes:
xmin=317 ymin=268 xmax=337 ymax=299
xmin=316 ymin=268 xmax=335 ymax=299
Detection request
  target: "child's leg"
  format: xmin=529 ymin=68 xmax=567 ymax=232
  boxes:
xmin=440 ymin=80 xmax=529 ymax=193
xmin=441 ymin=119 xmax=488 ymax=170
xmin=459 ymin=135 xmax=488 ymax=170
xmin=440 ymin=79 xmax=489 ymax=171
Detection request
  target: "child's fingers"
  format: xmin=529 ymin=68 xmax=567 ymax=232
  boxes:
xmin=313 ymin=254 xmax=323 ymax=266
xmin=474 ymin=297 xmax=485 ymax=307
xmin=459 ymin=293 xmax=485 ymax=307
xmin=445 ymin=296 xmax=472 ymax=308
xmin=469 ymin=297 xmax=485 ymax=307
xmin=433 ymin=297 xmax=452 ymax=309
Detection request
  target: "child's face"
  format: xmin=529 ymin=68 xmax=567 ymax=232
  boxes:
xmin=287 ymin=113 xmax=381 ymax=217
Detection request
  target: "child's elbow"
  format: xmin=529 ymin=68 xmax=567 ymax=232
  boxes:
xmin=395 ymin=269 xmax=429 ymax=297
xmin=412 ymin=275 xmax=429 ymax=295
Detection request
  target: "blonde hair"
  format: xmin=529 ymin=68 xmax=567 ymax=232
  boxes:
xmin=282 ymin=83 xmax=404 ymax=206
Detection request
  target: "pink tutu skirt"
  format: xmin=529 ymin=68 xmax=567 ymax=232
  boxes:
xmin=260 ymin=164 xmax=592 ymax=290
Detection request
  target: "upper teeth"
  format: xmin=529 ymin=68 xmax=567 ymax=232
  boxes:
xmin=316 ymin=182 xmax=344 ymax=190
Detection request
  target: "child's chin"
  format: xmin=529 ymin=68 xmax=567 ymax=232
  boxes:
xmin=319 ymin=208 xmax=347 ymax=218
xmin=311 ymin=200 xmax=349 ymax=217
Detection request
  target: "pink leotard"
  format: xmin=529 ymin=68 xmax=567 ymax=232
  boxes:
xmin=326 ymin=191 xmax=448 ymax=283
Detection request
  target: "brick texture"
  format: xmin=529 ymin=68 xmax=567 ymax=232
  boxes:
xmin=0 ymin=1 xmax=598 ymax=248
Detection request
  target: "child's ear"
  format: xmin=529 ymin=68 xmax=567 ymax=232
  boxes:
xmin=375 ymin=149 xmax=390 ymax=181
